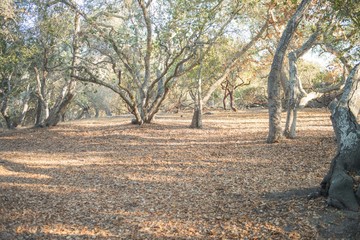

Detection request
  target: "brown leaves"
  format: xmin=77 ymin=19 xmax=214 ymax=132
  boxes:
xmin=0 ymin=109 xmax=356 ymax=239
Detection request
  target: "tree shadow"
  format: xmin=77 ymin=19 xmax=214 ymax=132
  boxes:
xmin=262 ymin=187 xmax=360 ymax=239
xmin=0 ymin=110 xmax=347 ymax=239
xmin=1 ymin=156 xmax=249 ymax=239
xmin=263 ymin=187 xmax=319 ymax=201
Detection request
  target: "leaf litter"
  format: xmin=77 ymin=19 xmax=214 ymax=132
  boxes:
xmin=0 ymin=109 xmax=359 ymax=239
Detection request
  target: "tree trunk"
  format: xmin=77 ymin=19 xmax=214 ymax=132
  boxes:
xmin=34 ymin=67 xmax=49 ymax=127
xmin=35 ymin=95 xmax=49 ymax=127
xmin=267 ymin=0 xmax=311 ymax=143
xmin=45 ymin=12 xmax=80 ymax=127
xmin=18 ymin=84 xmax=32 ymax=126
xmin=320 ymin=63 xmax=360 ymax=211
xmin=223 ymin=91 xmax=229 ymax=110
xmin=191 ymin=79 xmax=203 ymax=128
xmin=104 ymin=106 xmax=112 ymax=117
xmin=35 ymin=100 xmax=42 ymax=126
xmin=284 ymin=28 xmax=321 ymax=138
xmin=0 ymin=100 xmax=14 ymax=129
xmin=297 ymin=42 xmax=349 ymax=109
xmin=94 ymin=106 xmax=100 ymax=118
xmin=0 ymin=75 xmax=16 ymax=129
xmin=284 ymin=52 xmax=300 ymax=138
xmin=76 ymin=105 xmax=91 ymax=119
xmin=191 ymin=48 xmax=203 ymax=129
xmin=191 ymin=106 xmax=202 ymax=129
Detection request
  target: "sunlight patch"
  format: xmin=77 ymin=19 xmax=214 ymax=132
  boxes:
xmin=0 ymin=166 xmax=50 ymax=179
xmin=0 ymin=183 xmax=95 ymax=194
xmin=16 ymin=224 xmax=114 ymax=238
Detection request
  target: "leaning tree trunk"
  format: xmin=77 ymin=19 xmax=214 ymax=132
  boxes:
xmin=44 ymin=12 xmax=80 ymax=127
xmin=320 ymin=63 xmax=360 ymax=211
xmin=267 ymin=0 xmax=311 ymax=143
xmin=284 ymin=29 xmax=320 ymax=138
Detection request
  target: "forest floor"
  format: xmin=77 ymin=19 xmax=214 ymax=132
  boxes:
xmin=1 ymin=108 xmax=360 ymax=239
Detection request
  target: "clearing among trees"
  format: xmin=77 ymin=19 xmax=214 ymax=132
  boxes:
xmin=1 ymin=109 xmax=359 ymax=239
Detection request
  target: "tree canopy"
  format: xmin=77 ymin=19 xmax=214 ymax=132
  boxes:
xmin=0 ymin=0 xmax=358 ymax=128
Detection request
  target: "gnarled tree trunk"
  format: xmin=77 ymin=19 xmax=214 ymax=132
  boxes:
xmin=320 ymin=63 xmax=360 ymax=211
xmin=44 ymin=12 xmax=80 ymax=127
xmin=34 ymin=66 xmax=50 ymax=127
xmin=0 ymin=74 xmax=16 ymax=129
xmin=267 ymin=0 xmax=311 ymax=143
xmin=18 ymin=84 xmax=32 ymax=126
xmin=284 ymin=29 xmax=320 ymax=138
xmin=284 ymin=52 xmax=300 ymax=139
xmin=1 ymin=98 xmax=14 ymax=129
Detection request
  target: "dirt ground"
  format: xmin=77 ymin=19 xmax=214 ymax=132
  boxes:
xmin=1 ymin=109 xmax=360 ymax=239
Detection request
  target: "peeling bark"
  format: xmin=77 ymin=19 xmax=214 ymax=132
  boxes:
xmin=284 ymin=29 xmax=321 ymax=138
xmin=284 ymin=52 xmax=299 ymax=139
xmin=320 ymin=63 xmax=360 ymax=211
xmin=267 ymin=0 xmax=311 ymax=143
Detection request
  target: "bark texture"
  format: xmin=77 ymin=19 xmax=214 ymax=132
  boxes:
xmin=267 ymin=0 xmax=311 ymax=143
xmin=34 ymin=66 xmax=49 ymax=127
xmin=284 ymin=29 xmax=320 ymax=138
xmin=0 ymin=74 xmax=16 ymax=129
xmin=44 ymin=12 xmax=80 ymax=127
xmin=191 ymin=50 xmax=203 ymax=129
xmin=190 ymin=108 xmax=203 ymax=129
xmin=321 ymin=63 xmax=360 ymax=211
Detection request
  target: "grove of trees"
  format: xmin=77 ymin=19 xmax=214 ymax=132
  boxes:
xmin=1 ymin=0 xmax=359 ymax=210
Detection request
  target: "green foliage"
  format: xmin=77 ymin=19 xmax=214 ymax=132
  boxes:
xmin=296 ymin=59 xmax=323 ymax=87
xmin=329 ymin=0 xmax=360 ymax=28
xmin=236 ymin=86 xmax=267 ymax=107
xmin=311 ymin=71 xmax=342 ymax=89
xmin=271 ymin=0 xmax=298 ymax=6
xmin=0 ymin=0 xmax=357 ymax=123
xmin=0 ymin=0 xmax=15 ymax=20
xmin=0 ymin=43 xmax=37 ymax=71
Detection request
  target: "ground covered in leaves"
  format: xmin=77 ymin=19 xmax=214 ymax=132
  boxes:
xmin=1 ymin=109 xmax=360 ymax=239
